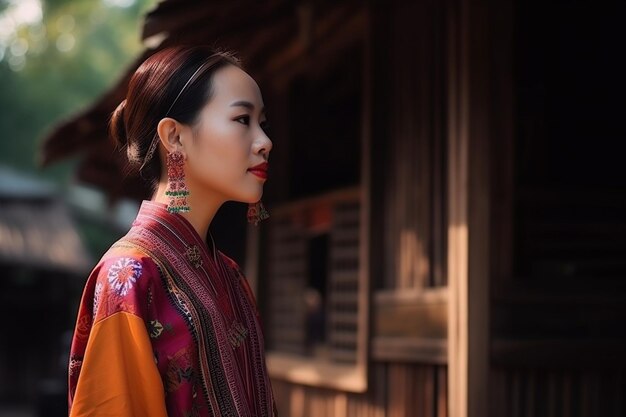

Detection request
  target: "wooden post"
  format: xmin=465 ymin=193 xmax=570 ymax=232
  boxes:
xmin=446 ymin=0 xmax=491 ymax=416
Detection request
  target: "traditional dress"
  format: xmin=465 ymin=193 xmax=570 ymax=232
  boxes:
xmin=68 ymin=200 xmax=277 ymax=417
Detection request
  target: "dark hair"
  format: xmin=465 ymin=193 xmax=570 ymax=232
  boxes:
xmin=109 ymin=45 xmax=243 ymax=192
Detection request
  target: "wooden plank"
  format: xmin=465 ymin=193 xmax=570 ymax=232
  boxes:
xmin=488 ymin=366 xmax=626 ymax=417
xmin=374 ymin=301 xmax=446 ymax=339
xmin=438 ymin=365 xmax=448 ymax=417
xmin=330 ymin=312 xmax=359 ymax=325
xmin=491 ymin=339 xmax=626 ymax=368
xmin=329 ymin=293 xmax=359 ymax=306
xmin=372 ymin=337 xmax=447 ymax=364
xmin=332 ymin=270 xmax=359 ymax=284
xmin=266 ymin=352 xmax=366 ymax=392
xmin=446 ymin=0 xmax=470 ymax=413
xmin=332 ymin=246 xmax=360 ymax=260
xmin=331 ymin=332 xmax=358 ymax=345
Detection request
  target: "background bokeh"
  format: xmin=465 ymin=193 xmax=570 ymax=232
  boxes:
xmin=0 ymin=1 xmax=156 ymax=415
xmin=0 ymin=0 xmax=157 ymax=263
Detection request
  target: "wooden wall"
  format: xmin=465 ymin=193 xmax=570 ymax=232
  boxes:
xmin=259 ymin=0 xmax=625 ymax=416
xmin=262 ymin=0 xmax=452 ymax=415
xmin=272 ymin=363 xmax=447 ymax=417
xmin=374 ymin=0 xmax=448 ymax=290
xmin=489 ymin=1 xmax=626 ymax=417
xmin=490 ymin=367 xmax=625 ymax=417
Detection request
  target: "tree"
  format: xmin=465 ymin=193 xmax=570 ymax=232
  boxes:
xmin=0 ymin=0 xmax=155 ymax=184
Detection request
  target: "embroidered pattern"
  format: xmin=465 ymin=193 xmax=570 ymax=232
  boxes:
xmin=165 ymin=346 xmax=195 ymax=393
xmin=149 ymin=319 xmax=164 ymax=339
xmin=92 ymin=282 xmax=103 ymax=314
xmin=74 ymin=314 xmax=91 ymax=342
xmin=107 ymin=257 xmax=142 ymax=296
xmin=68 ymin=356 xmax=82 ymax=377
xmin=98 ymin=201 xmax=278 ymax=416
xmin=185 ymin=245 xmax=203 ymax=269
xmin=227 ymin=320 xmax=249 ymax=348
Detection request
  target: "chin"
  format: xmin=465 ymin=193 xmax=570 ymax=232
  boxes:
xmin=248 ymin=193 xmax=264 ymax=204
xmin=218 ymin=179 xmax=264 ymax=204
xmin=236 ymin=189 xmax=263 ymax=204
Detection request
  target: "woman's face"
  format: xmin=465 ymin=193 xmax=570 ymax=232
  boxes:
xmin=180 ymin=64 xmax=272 ymax=204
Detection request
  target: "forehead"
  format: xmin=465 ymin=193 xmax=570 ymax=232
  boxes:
xmin=210 ymin=64 xmax=264 ymax=108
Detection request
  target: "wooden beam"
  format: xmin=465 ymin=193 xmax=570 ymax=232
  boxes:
xmin=257 ymin=2 xmax=366 ymax=88
xmin=446 ymin=0 xmax=493 ymax=415
xmin=491 ymin=339 xmax=626 ymax=368
xmin=372 ymin=288 xmax=448 ymax=355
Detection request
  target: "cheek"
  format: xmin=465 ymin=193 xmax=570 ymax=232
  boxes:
xmin=190 ymin=125 xmax=249 ymax=180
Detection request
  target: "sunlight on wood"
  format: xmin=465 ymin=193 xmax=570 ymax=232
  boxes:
xmin=266 ymin=352 xmax=367 ymax=392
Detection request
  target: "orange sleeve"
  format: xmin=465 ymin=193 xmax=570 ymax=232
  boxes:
xmin=69 ymin=311 xmax=168 ymax=417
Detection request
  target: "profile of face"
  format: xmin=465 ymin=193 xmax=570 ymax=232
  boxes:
xmin=160 ymin=64 xmax=272 ymax=205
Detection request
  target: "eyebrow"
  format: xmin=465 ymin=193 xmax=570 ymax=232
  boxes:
xmin=230 ymin=100 xmax=265 ymax=114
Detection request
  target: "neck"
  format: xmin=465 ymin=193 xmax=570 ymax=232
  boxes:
xmin=153 ymin=180 xmax=226 ymax=243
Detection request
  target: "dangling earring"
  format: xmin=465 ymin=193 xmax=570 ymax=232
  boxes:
xmin=165 ymin=150 xmax=190 ymax=213
xmin=247 ymin=200 xmax=270 ymax=225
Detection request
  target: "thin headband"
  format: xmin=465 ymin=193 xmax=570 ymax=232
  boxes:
xmin=163 ymin=58 xmax=217 ymax=118
xmin=140 ymin=57 xmax=223 ymax=173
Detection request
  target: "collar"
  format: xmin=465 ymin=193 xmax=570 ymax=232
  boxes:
xmin=131 ymin=200 xmax=218 ymax=269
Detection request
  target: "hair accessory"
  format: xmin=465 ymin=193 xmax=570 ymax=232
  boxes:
xmin=141 ymin=56 xmax=223 ymax=173
xmin=165 ymin=150 xmax=190 ymax=213
xmin=247 ymin=200 xmax=270 ymax=225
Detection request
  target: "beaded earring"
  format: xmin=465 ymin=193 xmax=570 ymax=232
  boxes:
xmin=165 ymin=150 xmax=191 ymax=213
xmin=247 ymin=200 xmax=270 ymax=225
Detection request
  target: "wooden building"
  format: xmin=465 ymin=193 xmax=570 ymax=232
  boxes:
xmin=39 ymin=1 xmax=626 ymax=416
xmin=0 ymin=166 xmax=92 ymax=413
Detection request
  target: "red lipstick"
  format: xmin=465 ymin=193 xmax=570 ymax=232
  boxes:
xmin=248 ymin=162 xmax=268 ymax=179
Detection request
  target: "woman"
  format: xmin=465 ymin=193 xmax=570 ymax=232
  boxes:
xmin=67 ymin=45 xmax=277 ymax=417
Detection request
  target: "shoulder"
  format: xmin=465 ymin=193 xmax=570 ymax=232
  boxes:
xmin=218 ymin=251 xmax=259 ymax=307
xmin=218 ymin=250 xmax=242 ymax=274
xmin=84 ymin=244 xmax=161 ymax=323
xmin=218 ymin=251 xmax=249 ymax=285
xmin=94 ymin=243 xmax=161 ymax=290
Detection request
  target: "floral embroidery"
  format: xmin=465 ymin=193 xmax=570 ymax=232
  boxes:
xmin=165 ymin=347 xmax=195 ymax=393
xmin=107 ymin=257 xmax=142 ymax=296
xmin=74 ymin=314 xmax=91 ymax=341
xmin=92 ymin=282 xmax=103 ymax=314
xmin=68 ymin=355 xmax=82 ymax=377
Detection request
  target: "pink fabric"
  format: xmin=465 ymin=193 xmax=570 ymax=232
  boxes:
xmin=69 ymin=200 xmax=277 ymax=416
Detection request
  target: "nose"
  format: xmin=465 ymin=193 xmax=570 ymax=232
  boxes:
xmin=256 ymin=130 xmax=273 ymax=160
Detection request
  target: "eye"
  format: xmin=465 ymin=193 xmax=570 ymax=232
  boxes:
xmin=235 ymin=115 xmax=250 ymax=125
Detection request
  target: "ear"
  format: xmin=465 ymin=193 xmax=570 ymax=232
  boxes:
xmin=157 ymin=117 xmax=184 ymax=155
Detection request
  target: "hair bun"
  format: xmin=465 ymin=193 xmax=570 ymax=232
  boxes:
xmin=109 ymin=99 xmax=128 ymax=148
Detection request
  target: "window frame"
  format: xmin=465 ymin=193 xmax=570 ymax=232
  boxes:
xmin=256 ymin=186 xmax=369 ymax=393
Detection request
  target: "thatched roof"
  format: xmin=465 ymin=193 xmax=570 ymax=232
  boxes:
xmin=37 ymin=0 xmax=360 ymax=203
xmin=0 ymin=166 xmax=92 ymax=274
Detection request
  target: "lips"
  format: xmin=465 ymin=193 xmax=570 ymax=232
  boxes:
xmin=248 ymin=162 xmax=268 ymax=179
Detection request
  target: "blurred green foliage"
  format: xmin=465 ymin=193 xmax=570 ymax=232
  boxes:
xmin=0 ymin=0 xmax=156 ymax=262
xmin=0 ymin=0 xmax=156 ymax=184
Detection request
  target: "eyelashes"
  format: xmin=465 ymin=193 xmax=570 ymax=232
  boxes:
xmin=235 ymin=115 xmax=250 ymax=125
xmin=235 ymin=115 xmax=271 ymax=133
